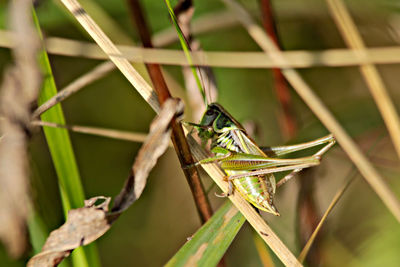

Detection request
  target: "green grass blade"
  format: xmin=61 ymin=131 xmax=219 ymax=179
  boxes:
xmin=166 ymin=201 xmax=245 ymax=267
xmin=27 ymin=211 xmax=48 ymax=255
xmin=32 ymin=9 xmax=100 ymax=267
xmin=163 ymin=0 xmax=207 ymax=105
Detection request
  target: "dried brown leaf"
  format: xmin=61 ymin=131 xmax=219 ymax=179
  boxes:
xmin=27 ymin=197 xmax=111 ymax=267
xmin=27 ymin=98 xmax=183 ymax=266
xmin=112 ymin=98 xmax=183 ymax=212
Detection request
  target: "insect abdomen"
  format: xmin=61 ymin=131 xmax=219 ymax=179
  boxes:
xmin=213 ymin=128 xmax=279 ymax=215
xmin=227 ymin=170 xmax=279 ymax=215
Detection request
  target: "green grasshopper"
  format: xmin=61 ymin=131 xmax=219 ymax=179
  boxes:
xmin=188 ymin=103 xmax=335 ymax=216
xmin=163 ymin=0 xmax=335 ymax=216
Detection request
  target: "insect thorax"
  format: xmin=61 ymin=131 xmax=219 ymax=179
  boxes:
xmin=212 ymin=129 xmax=241 ymax=153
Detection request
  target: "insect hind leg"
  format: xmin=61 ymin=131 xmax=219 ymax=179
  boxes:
xmin=262 ymin=134 xmax=335 ymax=157
xmin=277 ymin=139 xmax=336 ymax=187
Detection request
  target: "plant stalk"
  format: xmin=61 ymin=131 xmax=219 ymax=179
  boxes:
xmin=127 ymin=0 xmax=213 ymax=223
xmin=259 ymin=0 xmax=320 ymax=265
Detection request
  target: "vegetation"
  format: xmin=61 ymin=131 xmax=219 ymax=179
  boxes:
xmin=0 ymin=0 xmax=400 ymax=266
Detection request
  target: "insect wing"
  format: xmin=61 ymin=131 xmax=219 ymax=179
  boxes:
xmin=230 ymin=129 xmax=276 ymax=194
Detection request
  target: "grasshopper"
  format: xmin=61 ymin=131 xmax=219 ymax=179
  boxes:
xmin=162 ymin=0 xmax=335 ymax=216
xmin=188 ymin=103 xmax=335 ymax=216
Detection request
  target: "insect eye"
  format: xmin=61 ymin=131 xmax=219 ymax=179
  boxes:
xmin=205 ymin=109 xmax=215 ymax=116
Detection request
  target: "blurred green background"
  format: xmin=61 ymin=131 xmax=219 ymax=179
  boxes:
xmin=1 ymin=0 xmax=400 ymax=266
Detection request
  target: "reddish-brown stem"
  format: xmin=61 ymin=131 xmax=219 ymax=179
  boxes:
xmin=260 ymin=0 xmax=320 ymax=265
xmin=172 ymin=2 xmax=227 ymax=266
xmin=260 ymin=0 xmax=297 ymax=139
xmin=127 ymin=0 xmax=213 ymax=223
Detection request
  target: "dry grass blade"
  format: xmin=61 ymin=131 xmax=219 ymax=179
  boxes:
xmin=58 ymin=0 xmax=134 ymax=45
xmin=222 ymin=0 xmax=400 ymax=223
xmin=59 ymin=0 xmax=159 ymax=112
xmin=32 ymin=61 xmax=115 ymax=118
xmin=28 ymin=98 xmax=181 ymax=267
xmin=325 ymin=0 xmax=400 ymax=161
xmin=31 ymin=120 xmax=155 ymax=144
xmin=5 ymin=30 xmax=400 ymax=68
xmin=298 ymin=178 xmax=354 ymax=263
xmin=185 ymin=134 xmax=302 ymax=267
xmin=0 ymin=0 xmax=42 ymax=257
xmin=41 ymin=35 xmax=400 ymax=68
xmin=44 ymin=35 xmax=400 ymax=68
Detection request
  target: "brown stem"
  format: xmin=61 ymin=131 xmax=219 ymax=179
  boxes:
xmin=260 ymin=0 xmax=297 ymax=140
xmin=172 ymin=2 xmax=226 ymax=266
xmin=259 ymin=0 xmax=320 ymax=265
xmin=127 ymin=0 xmax=213 ymax=223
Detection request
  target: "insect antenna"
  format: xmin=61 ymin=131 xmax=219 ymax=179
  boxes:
xmin=164 ymin=0 xmax=209 ymax=107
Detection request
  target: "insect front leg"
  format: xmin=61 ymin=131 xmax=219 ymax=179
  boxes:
xmin=215 ymin=180 xmax=234 ymax=198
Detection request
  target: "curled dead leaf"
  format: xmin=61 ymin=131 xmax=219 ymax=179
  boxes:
xmin=27 ymin=197 xmax=111 ymax=267
xmin=112 ymin=98 xmax=184 ymax=213
xmin=27 ymin=98 xmax=184 ymax=267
